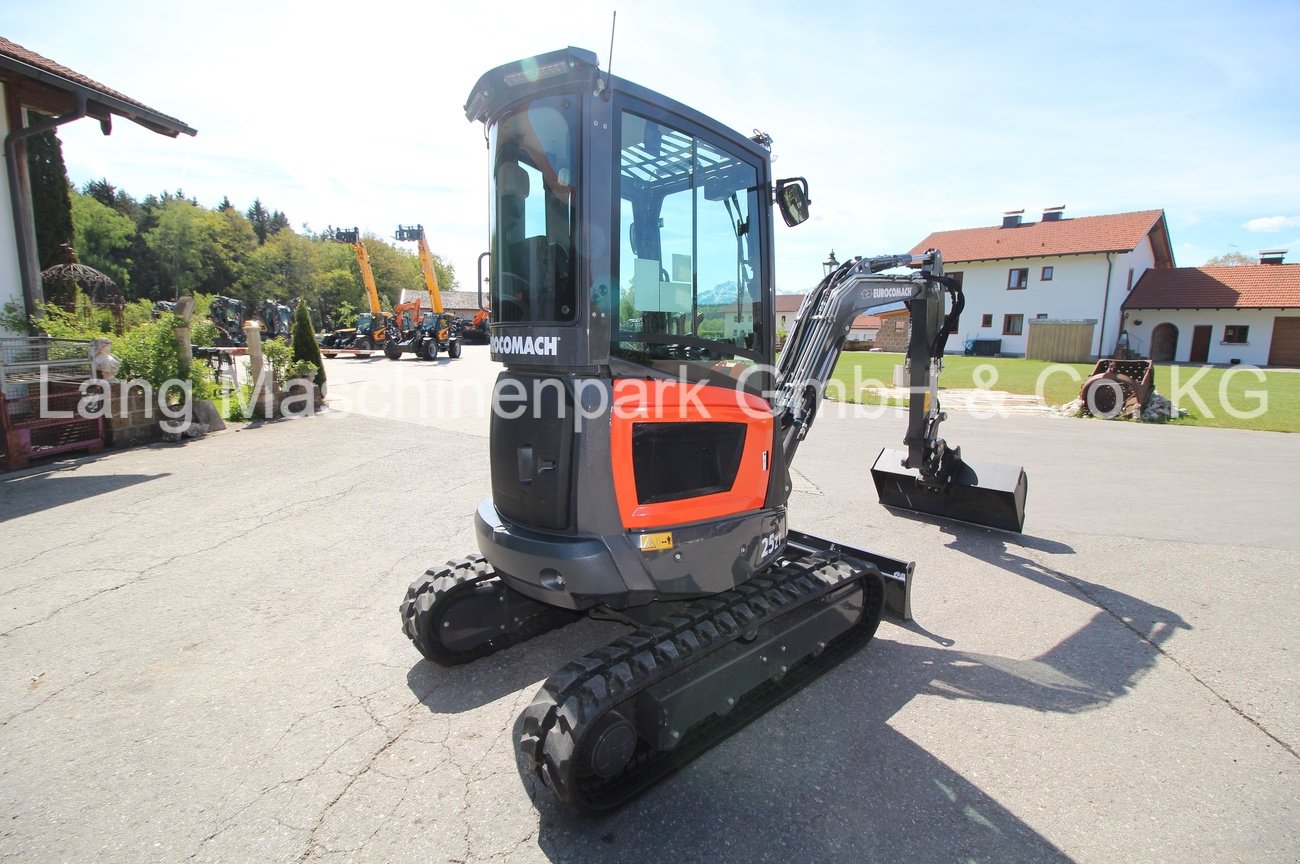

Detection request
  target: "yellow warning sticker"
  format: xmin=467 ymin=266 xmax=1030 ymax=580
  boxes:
xmin=638 ymin=532 xmax=674 ymax=552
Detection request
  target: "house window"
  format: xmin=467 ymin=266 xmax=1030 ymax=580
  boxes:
xmin=1003 ymin=314 xmax=1024 ymax=336
xmin=1224 ymin=325 xmax=1249 ymax=344
xmin=1127 ymin=268 xmax=1134 ymax=291
xmin=948 ymin=271 xmax=964 ymax=286
xmin=1041 ymin=266 xmax=1054 ymax=281
xmin=1008 ymin=268 xmax=1028 ymax=290
xmin=1036 ymin=313 xmax=1049 ymax=319
xmin=981 ymin=313 xmax=993 ymax=328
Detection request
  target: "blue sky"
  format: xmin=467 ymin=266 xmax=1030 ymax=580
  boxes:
xmin=4 ymin=0 xmax=1298 ymax=291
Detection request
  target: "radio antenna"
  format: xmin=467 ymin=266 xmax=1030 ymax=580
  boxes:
xmin=601 ymin=11 xmax=617 ymax=97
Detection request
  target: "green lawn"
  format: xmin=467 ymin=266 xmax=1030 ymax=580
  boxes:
xmin=829 ymin=353 xmax=1300 ymax=432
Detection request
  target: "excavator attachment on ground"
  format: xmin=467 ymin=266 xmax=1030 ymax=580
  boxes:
xmin=872 ymin=449 xmax=1027 ymax=533
xmin=400 ymin=47 xmax=1028 ymax=815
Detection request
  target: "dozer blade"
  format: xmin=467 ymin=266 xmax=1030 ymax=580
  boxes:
xmin=871 ymin=447 xmax=1027 ymax=532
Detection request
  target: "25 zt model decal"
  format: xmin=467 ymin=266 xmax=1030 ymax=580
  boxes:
xmin=758 ymin=528 xmax=786 ymax=560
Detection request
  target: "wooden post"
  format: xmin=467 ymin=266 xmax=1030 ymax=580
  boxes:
xmin=174 ymin=296 xmax=195 ymax=379
xmin=244 ymin=320 xmax=272 ymax=418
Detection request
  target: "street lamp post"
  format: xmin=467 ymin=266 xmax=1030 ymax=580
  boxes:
xmin=823 ymin=250 xmax=839 ymax=278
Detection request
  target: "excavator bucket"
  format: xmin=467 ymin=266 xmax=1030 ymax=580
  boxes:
xmin=871 ymin=448 xmax=1027 ymax=533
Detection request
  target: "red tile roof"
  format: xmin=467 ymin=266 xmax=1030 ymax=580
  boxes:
xmin=910 ymin=210 xmax=1165 ymax=263
xmin=1124 ymin=264 xmax=1300 ymax=310
xmin=775 ymin=293 xmax=806 ymax=312
xmin=851 ymin=314 xmax=881 ymax=329
xmin=0 ymin=36 xmax=194 ymax=136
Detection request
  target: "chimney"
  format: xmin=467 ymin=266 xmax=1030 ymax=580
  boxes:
xmin=1002 ymin=209 xmax=1024 ymax=228
xmin=1042 ymin=205 xmax=1066 ymax=222
xmin=1259 ymin=249 xmax=1287 ymax=265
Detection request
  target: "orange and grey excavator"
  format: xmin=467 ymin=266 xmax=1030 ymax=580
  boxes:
xmin=322 ymin=228 xmax=390 ymax=353
xmin=384 ymin=224 xmax=462 ymax=360
xmin=400 ymin=48 xmax=1027 ymax=814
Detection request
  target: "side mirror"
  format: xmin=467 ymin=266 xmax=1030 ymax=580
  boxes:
xmin=775 ymin=178 xmax=811 ymax=227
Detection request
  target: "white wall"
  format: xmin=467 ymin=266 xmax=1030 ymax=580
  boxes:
xmin=952 ymin=236 xmax=1157 ymax=357
xmin=0 ymin=82 xmax=26 ymax=337
xmin=1122 ymin=308 xmax=1286 ymax=366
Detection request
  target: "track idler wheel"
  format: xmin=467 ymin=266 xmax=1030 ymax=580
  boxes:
xmin=582 ymin=711 xmax=637 ymax=779
xmin=400 ymin=556 xmax=581 ymax=666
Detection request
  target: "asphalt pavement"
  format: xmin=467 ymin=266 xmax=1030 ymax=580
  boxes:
xmin=0 ymin=346 xmax=1295 ymax=863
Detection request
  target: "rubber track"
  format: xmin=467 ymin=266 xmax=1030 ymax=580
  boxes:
xmin=517 ymin=552 xmax=885 ymax=814
xmin=400 ymin=555 xmax=581 ymax=667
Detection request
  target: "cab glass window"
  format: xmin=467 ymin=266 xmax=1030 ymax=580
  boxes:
xmin=490 ymin=95 xmax=578 ymax=323
xmin=614 ymin=110 xmax=765 ymax=379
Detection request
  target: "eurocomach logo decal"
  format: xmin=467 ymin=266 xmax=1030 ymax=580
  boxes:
xmin=491 ymin=335 xmax=560 ymax=356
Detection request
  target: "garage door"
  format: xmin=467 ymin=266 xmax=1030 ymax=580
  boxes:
xmin=1269 ymin=317 xmax=1300 ymax=366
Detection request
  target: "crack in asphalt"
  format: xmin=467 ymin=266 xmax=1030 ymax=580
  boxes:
xmin=0 ymin=444 xmax=427 ymax=643
xmin=1025 ymin=550 xmax=1298 ymax=761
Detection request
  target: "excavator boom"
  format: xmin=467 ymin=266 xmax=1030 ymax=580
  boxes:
xmin=776 ymin=251 xmax=1028 ymax=532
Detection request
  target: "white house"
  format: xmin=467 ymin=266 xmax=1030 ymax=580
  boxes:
xmin=775 ymin=293 xmax=805 ymax=335
xmin=910 ymin=207 xmax=1174 ymax=357
xmin=0 ymin=37 xmax=194 ymax=336
xmin=1121 ymin=254 xmax=1300 ymax=366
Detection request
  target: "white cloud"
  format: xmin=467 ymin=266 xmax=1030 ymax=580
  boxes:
xmin=1244 ymin=216 xmax=1300 ymax=232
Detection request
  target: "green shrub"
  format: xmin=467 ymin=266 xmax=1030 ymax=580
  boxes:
xmin=30 ymin=292 xmax=109 ymax=340
xmin=219 ymin=384 xmax=253 ymax=422
xmin=289 ymin=359 xmax=319 ymax=382
xmin=115 ymin=314 xmax=213 ymax=401
xmin=260 ymin=338 xmax=293 ymax=388
xmin=188 ymin=294 xmax=220 ymax=347
xmin=291 ymin=298 xmax=326 ymax=388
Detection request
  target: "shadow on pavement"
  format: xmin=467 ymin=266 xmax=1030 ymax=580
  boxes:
xmin=0 ymin=470 xmax=169 ymax=522
xmin=405 ymin=618 xmax=626 ymax=714
xmin=521 ymin=522 xmax=1186 ymax=863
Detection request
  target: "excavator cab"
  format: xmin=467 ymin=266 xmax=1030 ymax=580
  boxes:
xmin=476 ymin=49 xmax=775 ymax=389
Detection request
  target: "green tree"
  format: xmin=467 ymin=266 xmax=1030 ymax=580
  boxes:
xmin=247 ymin=198 xmax=270 ymax=244
xmin=291 ymin=298 xmax=326 ymax=388
xmin=84 ymin=178 xmax=118 ymax=208
xmin=70 ymin=190 xmax=136 ymax=290
xmin=1205 ymin=251 xmax=1254 ymax=266
xmin=209 ymin=208 xmax=257 ymax=296
xmin=26 ymin=124 xmax=75 ymax=304
xmin=240 ymin=230 xmax=313 ymax=303
xmin=268 ymin=210 xmax=291 ymax=237
xmin=145 ymin=198 xmax=219 ymax=297
xmin=310 ymin=240 xmax=363 ymax=326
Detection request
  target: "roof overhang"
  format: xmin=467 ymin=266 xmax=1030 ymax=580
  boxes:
xmin=1124 ymin=306 xmax=1298 ymax=312
xmin=0 ymin=51 xmax=195 ymax=137
xmin=942 ymin=249 xmax=1139 ymax=265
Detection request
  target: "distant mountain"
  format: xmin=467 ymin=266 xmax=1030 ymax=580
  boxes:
xmin=697 ymin=281 xmax=744 ymax=306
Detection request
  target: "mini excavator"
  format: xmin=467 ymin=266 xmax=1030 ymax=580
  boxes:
xmin=401 ymin=48 xmax=1027 ymax=814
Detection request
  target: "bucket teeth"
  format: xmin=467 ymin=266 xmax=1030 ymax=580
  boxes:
xmin=871 ymin=447 xmax=1027 ymax=533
